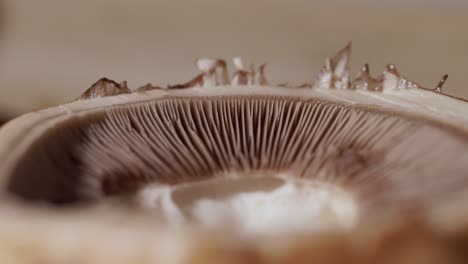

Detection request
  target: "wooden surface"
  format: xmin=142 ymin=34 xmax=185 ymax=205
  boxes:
xmin=0 ymin=0 xmax=467 ymax=114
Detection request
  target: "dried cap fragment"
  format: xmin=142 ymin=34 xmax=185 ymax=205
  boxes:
xmin=197 ymin=58 xmax=229 ymax=87
xmin=135 ymin=83 xmax=163 ymax=92
xmin=169 ymin=58 xmax=229 ymax=89
xmin=313 ymin=42 xmax=351 ymax=89
xmin=231 ymin=57 xmax=269 ymax=86
xmin=76 ymin=78 xmax=131 ymax=100
xmin=434 ymin=74 xmax=449 ymax=93
xmin=381 ymin=64 xmax=422 ymax=90
xmin=256 ymin=63 xmax=269 ymax=86
xmin=351 ymin=63 xmax=382 ymax=91
xmin=230 ymin=57 xmax=250 ymax=85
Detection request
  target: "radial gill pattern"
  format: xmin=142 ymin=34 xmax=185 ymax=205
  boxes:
xmin=74 ymin=96 xmax=468 ymax=215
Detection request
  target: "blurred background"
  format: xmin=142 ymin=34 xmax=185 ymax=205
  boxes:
xmin=0 ymin=0 xmax=467 ymax=122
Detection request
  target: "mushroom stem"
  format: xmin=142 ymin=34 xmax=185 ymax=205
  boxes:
xmin=136 ymin=176 xmax=359 ymax=234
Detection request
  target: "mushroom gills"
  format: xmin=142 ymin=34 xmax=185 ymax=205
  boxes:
xmin=5 ymin=95 xmax=468 ymax=234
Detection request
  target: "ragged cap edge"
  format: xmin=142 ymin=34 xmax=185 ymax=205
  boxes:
xmin=74 ymin=43 xmax=455 ymax=102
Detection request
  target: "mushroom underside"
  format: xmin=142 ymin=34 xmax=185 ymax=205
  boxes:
xmin=6 ymin=95 xmax=468 ymax=232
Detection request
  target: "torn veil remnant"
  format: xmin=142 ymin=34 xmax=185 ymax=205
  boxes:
xmin=0 ymin=43 xmax=467 ymax=263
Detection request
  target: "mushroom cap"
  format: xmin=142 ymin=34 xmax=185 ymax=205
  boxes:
xmin=1 ymin=85 xmax=468 ymax=263
xmin=1 ymin=45 xmax=468 ymax=263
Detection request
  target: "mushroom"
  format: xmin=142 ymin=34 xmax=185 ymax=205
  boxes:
xmin=1 ymin=44 xmax=468 ymax=263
